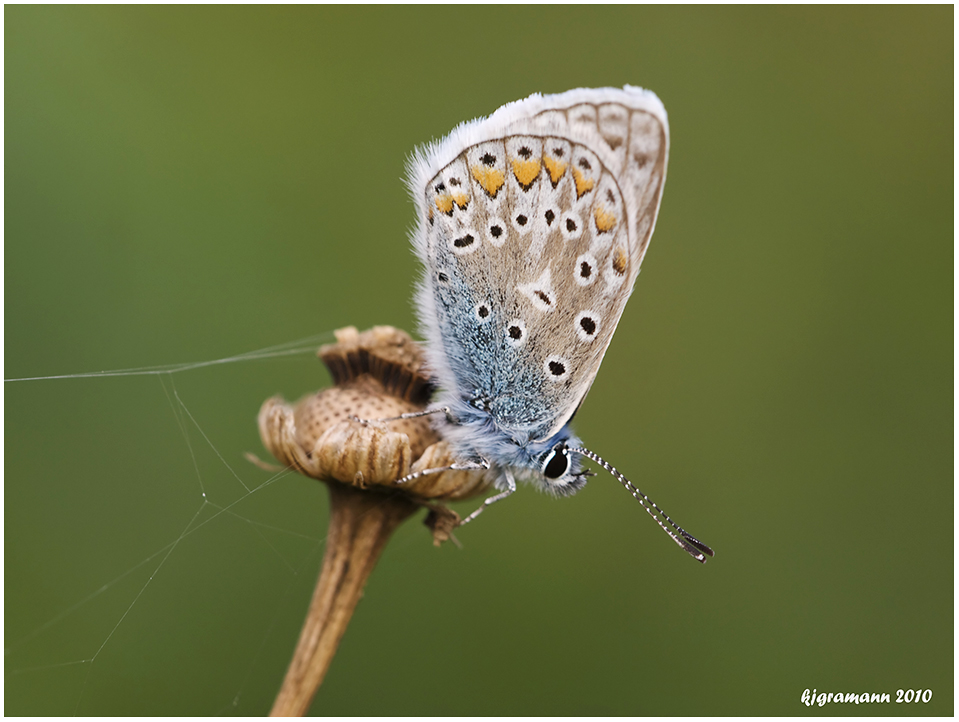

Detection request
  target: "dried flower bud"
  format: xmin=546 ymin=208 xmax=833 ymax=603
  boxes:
xmin=258 ymin=325 xmax=491 ymax=502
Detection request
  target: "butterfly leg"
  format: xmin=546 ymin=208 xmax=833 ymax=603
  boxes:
xmin=393 ymin=458 xmax=489 ymax=485
xmin=350 ymin=406 xmax=455 ymax=425
xmin=459 ymin=469 xmax=517 ymax=526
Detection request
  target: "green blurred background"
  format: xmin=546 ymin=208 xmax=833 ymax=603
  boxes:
xmin=5 ymin=6 xmax=952 ymax=716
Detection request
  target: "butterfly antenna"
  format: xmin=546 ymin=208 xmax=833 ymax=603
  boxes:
xmin=570 ymin=446 xmax=715 ymax=563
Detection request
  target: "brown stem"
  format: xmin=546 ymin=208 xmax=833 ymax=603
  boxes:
xmin=270 ymin=482 xmax=418 ymax=716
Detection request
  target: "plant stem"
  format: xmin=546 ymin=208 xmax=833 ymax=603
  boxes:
xmin=270 ymin=482 xmax=418 ymax=716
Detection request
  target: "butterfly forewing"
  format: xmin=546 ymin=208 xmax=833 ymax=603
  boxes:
xmin=413 ymin=87 xmax=669 ymax=442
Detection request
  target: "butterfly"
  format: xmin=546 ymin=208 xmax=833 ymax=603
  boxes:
xmin=376 ymin=86 xmax=712 ymax=562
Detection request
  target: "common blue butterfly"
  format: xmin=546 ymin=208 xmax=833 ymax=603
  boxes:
xmin=376 ymin=87 xmax=712 ymax=562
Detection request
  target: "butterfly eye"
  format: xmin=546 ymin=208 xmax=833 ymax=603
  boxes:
xmin=542 ymin=444 xmax=569 ymax=480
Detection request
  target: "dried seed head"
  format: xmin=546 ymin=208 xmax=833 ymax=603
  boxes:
xmin=258 ymin=326 xmax=491 ymax=502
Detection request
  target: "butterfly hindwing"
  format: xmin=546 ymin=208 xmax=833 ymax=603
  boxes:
xmin=410 ymin=86 xmax=668 ymax=444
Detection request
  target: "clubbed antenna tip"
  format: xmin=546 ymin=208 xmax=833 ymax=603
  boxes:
xmin=571 ymin=447 xmax=715 ymax=563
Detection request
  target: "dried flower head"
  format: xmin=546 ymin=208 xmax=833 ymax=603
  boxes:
xmin=258 ymin=324 xmax=491 ymax=504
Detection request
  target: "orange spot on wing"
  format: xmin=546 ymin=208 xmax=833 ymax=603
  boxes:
xmin=510 ymin=158 xmax=541 ymax=188
xmin=543 ymin=156 xmax=568 ymax=185
xmin=594 ymin=205 xmax=617 ymax=233
xmin=612 ymin=247 xmax=628 ymax=276
xmin=572 ymin=168 xmax=595 ymax=199
xmin=452 ymin=192 xmax=469 ymax=210
xmin=470 ymin=165 xmax=505 ymax=198
xmin=434 ymin=193 xmax=454 ymax=215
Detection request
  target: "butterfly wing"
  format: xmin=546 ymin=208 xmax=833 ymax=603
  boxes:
xmin=409 ymin=86 xmax=668 ymax=443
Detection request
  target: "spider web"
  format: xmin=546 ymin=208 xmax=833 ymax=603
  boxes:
xmin=4 ymin=330 xmax=432 ymax=715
